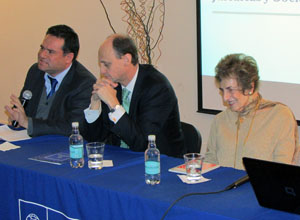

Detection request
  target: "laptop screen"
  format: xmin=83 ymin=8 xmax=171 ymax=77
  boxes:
xmin=243 ymin=157 xmax=300 ymax=215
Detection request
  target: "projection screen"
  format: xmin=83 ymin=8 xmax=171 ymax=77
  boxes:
xmin=197 ymin=0 xmax=300 ymax=124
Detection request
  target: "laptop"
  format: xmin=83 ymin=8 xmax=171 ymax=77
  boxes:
xmin=243 ymin=157 xmax=300 ymax=215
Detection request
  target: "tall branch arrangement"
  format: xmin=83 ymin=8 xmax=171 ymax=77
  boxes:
xmin=99 ymin=0 xmax=165 ymax=65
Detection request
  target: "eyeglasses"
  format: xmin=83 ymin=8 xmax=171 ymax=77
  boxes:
xmin=219 ymin=87 xmax=243 ymax=95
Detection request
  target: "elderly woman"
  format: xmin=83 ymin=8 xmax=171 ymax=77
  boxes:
xmin=205 ymin=53 xmax=299 ymax=170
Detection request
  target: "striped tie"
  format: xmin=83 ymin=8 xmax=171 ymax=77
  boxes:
xmin=47 ymin=76 xmax=58 ymax=99
xmin=120 ymin=88 xmax=131 ymax=149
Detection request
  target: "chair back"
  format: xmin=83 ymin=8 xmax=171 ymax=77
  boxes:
xmin=181 ymin=122 xmax=202 ymax=154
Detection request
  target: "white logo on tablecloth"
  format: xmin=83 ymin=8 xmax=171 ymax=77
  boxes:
xmin=19 ymin=199 xmax=79 ymax=220
xmin=26 ymin=213 xmax=40 ymax=220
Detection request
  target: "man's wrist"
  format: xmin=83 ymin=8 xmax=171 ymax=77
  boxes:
xmin=90 ymin=100 xmax=101 ymax=110
xmin=110 ymin=104 xmax=121 ymax=113
xmin=21 ymin=118 xmax=29 ymax=129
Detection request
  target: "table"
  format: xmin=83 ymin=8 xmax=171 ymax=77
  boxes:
xmin=0 ymin=135 xmax=299 ymax=220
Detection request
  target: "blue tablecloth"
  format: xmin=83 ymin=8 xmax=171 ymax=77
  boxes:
xmin=0 ymin=135 xmax=299 ymax=220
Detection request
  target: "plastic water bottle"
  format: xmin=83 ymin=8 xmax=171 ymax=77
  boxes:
xmin=145 ymin=135 xmax=160 ymax=185
xmin=69 ymin=122 xmax=84 ymax=168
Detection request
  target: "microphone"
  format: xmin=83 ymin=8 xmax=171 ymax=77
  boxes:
xmin=12 ymin=90 xmax=32 ymax=127
xmin=226 ymin=175 xmax=249 ymax=190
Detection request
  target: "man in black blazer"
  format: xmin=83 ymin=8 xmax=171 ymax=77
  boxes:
xmin=5 ymin=25 xmax=96 ymax=136
xmin=83 ymin=34 xmax=185 ymax=158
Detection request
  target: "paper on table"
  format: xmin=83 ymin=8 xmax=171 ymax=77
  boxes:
xmin=29 ymin=152 xmax=70 ymax=165
xmin=103 ymin=160 xmax=113 ymax=167
xmin=177 ymin=175 xmax=211 ymax=184
xmin=0 ymin=141 xmax=20 ymax=152
xmin=0 ymin=125 xmax=31 ymax=142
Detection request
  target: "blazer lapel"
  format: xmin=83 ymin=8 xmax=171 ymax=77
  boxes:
xmin=129 ymin=65 xmax=146 ymax=116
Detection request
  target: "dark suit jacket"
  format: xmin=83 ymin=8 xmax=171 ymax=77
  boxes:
xmin=20 ymin=60 xmax=96 ymax=137
xmin=82 ymin=64 xmax=185 ymax=158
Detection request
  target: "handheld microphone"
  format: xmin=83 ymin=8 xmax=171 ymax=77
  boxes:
xmin=226 ymin=175 xmax=249 ymax=190
xmin=12 ymin=90 xmax=32 ymax=127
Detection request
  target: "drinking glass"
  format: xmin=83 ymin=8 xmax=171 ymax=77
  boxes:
xmin=183 ymin=153 xmax=204 ymax=182
xmin=86 ymin=142 xmax=105 ymax=170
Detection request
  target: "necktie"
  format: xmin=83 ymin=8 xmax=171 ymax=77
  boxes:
xmin=122 ymin=87 xmax=131 ymax=113
xmin=47 ymin=76 xmax=58 ymax=99
xmin=120 ymin=88 xmax=131 ymax=148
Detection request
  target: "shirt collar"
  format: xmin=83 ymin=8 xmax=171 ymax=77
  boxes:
xmin=122 ymin=65 xmax=139 ymax=95
xmin=44 ymin=63 xmax=72 ymax=91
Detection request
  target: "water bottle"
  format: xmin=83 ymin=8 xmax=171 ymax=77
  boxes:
xmin=69 ymin=122 xmax=84 ymax=168
xmin=145 ymin=135 xmax=160 ymax=185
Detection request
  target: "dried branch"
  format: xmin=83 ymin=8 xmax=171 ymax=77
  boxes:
xmin=99 ymin=0 xmax=116 ymax=34
xmin=100 ymin=0 xmax=165 ymax=65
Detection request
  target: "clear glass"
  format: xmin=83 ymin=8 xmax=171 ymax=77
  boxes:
xmin=86 ymin=142 xmax=105 ymax=170
xmin=184 ymin=153 xmax=204 ymax=182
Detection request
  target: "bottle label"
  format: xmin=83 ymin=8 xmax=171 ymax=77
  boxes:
xmin=145 ymin=161 xmax=160 ymax=175
xmin=70 ymin=145 xmax=83 ymax=159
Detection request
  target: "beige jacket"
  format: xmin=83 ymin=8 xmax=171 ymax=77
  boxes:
xmin=205 ymin=98 xmax=299 ymax=170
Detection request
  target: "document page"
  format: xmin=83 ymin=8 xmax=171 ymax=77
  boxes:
xmin=0 ymin=125 xmax=31 ymax=142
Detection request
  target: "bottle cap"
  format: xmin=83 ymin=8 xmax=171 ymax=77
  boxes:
xmin=148 ymin=135 xmax=156 ymax=141
xmin=72 ymin=122 xmax=79 ymax=127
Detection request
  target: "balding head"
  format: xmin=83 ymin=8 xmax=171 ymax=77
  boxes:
xmin=98 ymin=34 xmax=139 ymax=86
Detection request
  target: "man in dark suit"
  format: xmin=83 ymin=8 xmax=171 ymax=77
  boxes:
xmin=83 ymin=34 xmax=185 ymax=158
xmin=5 ymin=25 xmax=96 ymax=136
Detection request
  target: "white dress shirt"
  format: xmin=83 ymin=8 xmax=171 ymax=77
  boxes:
xmin=44 ymin=64 xmax=72 ymax=96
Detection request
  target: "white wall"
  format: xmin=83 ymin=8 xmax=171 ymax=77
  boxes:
xmin=7 ymin=0 xmax=293 ymax=154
